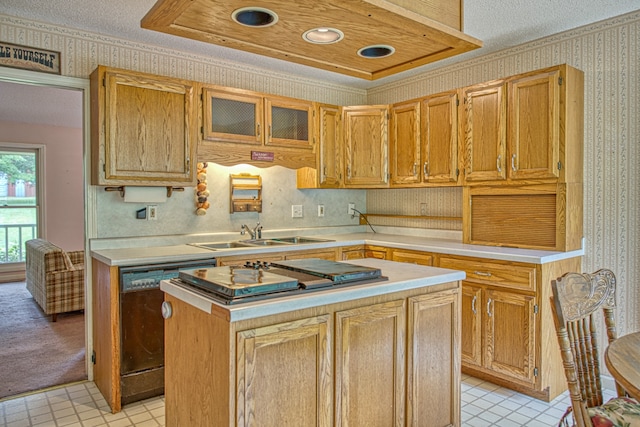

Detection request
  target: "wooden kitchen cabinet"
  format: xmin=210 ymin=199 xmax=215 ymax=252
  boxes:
xmin=236 ymin=315 xmax=332 ymax=426
xmin=163 ymin=267 xmax=461 ymax=427
xmin=389 ymin=90 xmax=459 ymax=187
xmin=439 ymin=256 xmax=537 ymax=388
xmin=438 ymin=254 xmax=581 ymax=401
xmin=421 ymin=90 xmax=460 ymax=184
xmin=199 ymin=85 xmax=316 ymax=169
xmin=460 ymin=284 xmax=482 ymax=367
xmin=365 ymin=245 xmax=389 ymax=259
xmin=460 ymin=78 xmax=507 ymax=184
xmin=390 ymin=248 xmax=434 ymax=266
xmin=461 ymin=64 xmax=583 ymax=186
xmin=316 ymin=104 xmax=343 ymax=188
xmin=343 ymin=105 xmax=389 ymax=188
xmin=340 ymin=245 xmax=365 ymax=260
xmin=202 ymin=85 xmax=314 ymax=149
xmin=407 ymin=290 xmax=461 ymax=426
xmin=484 ymin=287 xmax=536 ymax=385
xmin=507 ymin=68 xmax=560 ymax=181
xmin=297 ymin=103 xmax=343 ymax=189
xmin=90 ymin=66 xmax=198 ymax=186
xmin=389 ymin=99 xmax=421 ymax=186
xmin=335 ymin=299 xmax=406 ymax=426
xmin=285 ymin=248 xmax=338 ymax=261
xmin=216 ymin=247 xmax=338 ymax=266
xmin=339 ymin=245 xmax=388 ymax=260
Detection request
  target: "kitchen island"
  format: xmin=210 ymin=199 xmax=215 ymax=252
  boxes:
xmin=160 ymin=258 xmax=464 ymax=427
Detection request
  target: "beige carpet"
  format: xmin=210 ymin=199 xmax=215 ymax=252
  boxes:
xmin=0 ymin=281 xmax=86 ymax=399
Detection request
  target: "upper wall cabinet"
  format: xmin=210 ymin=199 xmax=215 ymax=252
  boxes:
xmin=316 ymin=104 xmax=343 ymax=188
xmin=421 ymin=90 xmax=460 ymax=185
xmin=389 ymin=100 xmax=421 ymax=186
xmin=199 ymin=85 xmax=316 ymax=169
xmin=389 ymin=90 xmax=459 ymax=187
xmin=460 ymin=79 xmax=507 ymax=184
xmin=90 ymin=66 xmax=198 ymax=186
xmin=343 ymin=105 xmax=389 ymax=188
xmin=461 ymin=64 xmax=583 ymax=186
xmin=297 ymin=103 xmax=343 ymax=189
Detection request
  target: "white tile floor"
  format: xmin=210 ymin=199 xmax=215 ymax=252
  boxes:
xmin=0 ymin=375 xmax=616 ymax=427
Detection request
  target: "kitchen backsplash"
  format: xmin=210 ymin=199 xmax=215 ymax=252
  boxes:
xmin=95 ymin=163 xmax=366 ymax=238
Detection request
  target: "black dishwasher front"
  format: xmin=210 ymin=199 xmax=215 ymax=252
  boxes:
xmin=119 ymin=258 xmax=216 ymax=405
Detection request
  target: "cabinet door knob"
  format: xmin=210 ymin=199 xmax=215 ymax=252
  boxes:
xmin=496 ymin=155 xmax=502 ymax=173
xmin=471 ymin=295 xmax=477 ymax=315
xmin=161 ymin=301 xmax=173 ymax=319
xmin=511 ymin=154 xmax=517 ymax=171
xmin=487 ymin=298 xmax=493 ymax=317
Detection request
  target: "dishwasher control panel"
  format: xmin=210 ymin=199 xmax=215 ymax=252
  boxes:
xmin=120 ymin=259 xmax=217 ymax=292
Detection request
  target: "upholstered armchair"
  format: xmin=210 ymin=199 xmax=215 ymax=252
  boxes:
xmin=25 ymin=239 xmax=85 ymax=321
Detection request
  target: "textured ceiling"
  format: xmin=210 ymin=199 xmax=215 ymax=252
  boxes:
xmin=1 ymin=0 xmax=639 ymax=128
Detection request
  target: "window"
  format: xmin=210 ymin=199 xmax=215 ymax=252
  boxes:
xmin=0 ymin=147 xmax=40 ymax=264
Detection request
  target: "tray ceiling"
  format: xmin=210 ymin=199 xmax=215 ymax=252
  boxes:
xmin=141 ymin=0 xmax=483 ymax=80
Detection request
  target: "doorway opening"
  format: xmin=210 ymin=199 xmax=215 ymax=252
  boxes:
xmin=0 ymin=67 xmax=93 ymax=399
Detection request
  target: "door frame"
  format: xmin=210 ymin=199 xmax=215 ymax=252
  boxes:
xmin=0 ymin=66 xmax=96 ymax=381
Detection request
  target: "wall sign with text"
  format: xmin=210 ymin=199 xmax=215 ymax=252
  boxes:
xmin=0 ymin=42 xmax=61 ymax=75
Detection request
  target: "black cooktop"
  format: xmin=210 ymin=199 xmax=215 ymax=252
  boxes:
xmin=175 ymin=258 xmax=385 ymax=305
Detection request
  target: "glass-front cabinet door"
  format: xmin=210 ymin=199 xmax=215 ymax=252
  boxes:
xmin=202 ymin=87 xmax=263 ymax=145
xmin=265 ymin=97 xmax=314 ymax=149
xmin=202 ymin=87 xmax=313 ymax=150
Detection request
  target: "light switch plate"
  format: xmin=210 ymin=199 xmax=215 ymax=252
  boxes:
xmin=147 ymin=205 xmax=158 ymax=220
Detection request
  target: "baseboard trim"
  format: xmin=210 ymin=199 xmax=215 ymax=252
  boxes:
xmin=0 ymin=271 xmax=26 ymax=283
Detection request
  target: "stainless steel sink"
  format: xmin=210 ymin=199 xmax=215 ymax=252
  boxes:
xmin=190 ymin=237 xmax=332 ymax=250
xmin=240 ymin=239 xmax=291 ymax=246
xmin=191 ymin=241 xmax=254 ymax=250
xmin=272 ymin=236 xmax=335 ymax=244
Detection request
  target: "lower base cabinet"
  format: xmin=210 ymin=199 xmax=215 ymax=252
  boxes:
xmin=439 ymin=254 xmax=581 ymax=401
xmin=237 ymin=315 xmax=332 ymax=426
xmin=164 ymin=283 xmax=460 ymax=427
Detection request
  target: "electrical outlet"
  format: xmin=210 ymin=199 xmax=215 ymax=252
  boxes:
xmin=348 ymin=203 xmax=355 ymax=216
xmin=292 ymin=205 xmax=303 ymax=218
xmin=420 ymin=203 xmax=427 ymax=216
xmin=147 ymin=205 xmax=158 ymax=220
xmin=318 ymin=205 xmax=325 ymax=217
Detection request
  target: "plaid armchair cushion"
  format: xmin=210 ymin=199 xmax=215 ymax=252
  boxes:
xmin=25 ymin=239 xmax=85 ymax=319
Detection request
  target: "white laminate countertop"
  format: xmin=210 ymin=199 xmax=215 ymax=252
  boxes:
xmin=91 ymin=232 xmax=584 ymax=267
xmin=160 ymin=258 xmax=466 ymax=322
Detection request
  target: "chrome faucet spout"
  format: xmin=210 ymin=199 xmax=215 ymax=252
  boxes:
xmin=241 ymin=222 xmax=262 ymax=239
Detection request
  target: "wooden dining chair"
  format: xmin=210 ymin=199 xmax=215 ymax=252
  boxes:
xmin=551 ymin=269 xmax=640 ymax=426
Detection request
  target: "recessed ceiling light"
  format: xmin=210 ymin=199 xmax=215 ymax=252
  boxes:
xmin=357 ymin=45 xmax=395 ymax=58
xmin=303 ymin=27 xmax=344 ymax=44
xmin=231 ymin=7 xmax=278 ymax=28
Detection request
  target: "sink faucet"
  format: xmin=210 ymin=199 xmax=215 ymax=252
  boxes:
xmin=241 ymin=222 xmax=262 ymax=239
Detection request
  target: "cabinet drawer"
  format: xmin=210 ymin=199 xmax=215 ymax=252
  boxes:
xmin=391 ymin=249 xmax=434 ymax=266
xmin=439 ymin=257 xmax=536 ymax=292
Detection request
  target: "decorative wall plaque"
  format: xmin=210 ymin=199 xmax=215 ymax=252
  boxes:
xmin=0 ymin=42 xmax=61 ymax=74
